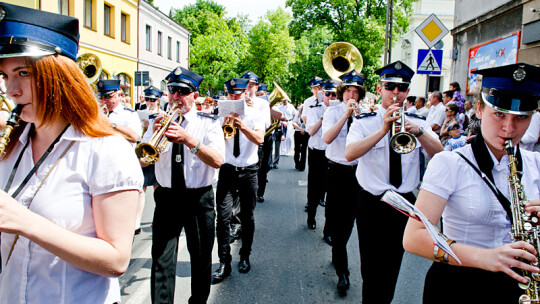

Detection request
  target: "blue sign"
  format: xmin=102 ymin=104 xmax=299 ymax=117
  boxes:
xmin=417 ymin=49 xmax=443 ymax=75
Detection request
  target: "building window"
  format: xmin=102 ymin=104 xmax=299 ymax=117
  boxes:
xmin=121 ymin=13 xmax=129 ymax=43
xmin=104 ymin=4 xmax=112 ymax=37
xmin=176 ymin=41 xmax=180 ymax=63
xmin=145 ymin=25 xmax=151 ymax=51
xmin=167 ymin=37 xmax=172 ymax=60
xmin=117 ymin=73 xmax=132 ymax=99
xmin=84 ymin=0 xmax=93 ymax=28
xmin=58 ymin=0 xmax=69 ymax=15
xmin=157 ymin=31 xmax=162 ymax=56
xmin=100 ymin=70 xmax=110 ymax=80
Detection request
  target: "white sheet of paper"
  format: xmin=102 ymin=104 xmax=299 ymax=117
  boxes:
xmin=381 ymin=190 xmax=462 ymax=264
xmin=218 ymin=99 xmax=246 ymax=117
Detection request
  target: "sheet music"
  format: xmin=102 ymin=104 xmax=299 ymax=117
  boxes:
xmin=218 ymin=99 xmax=246 ymax=117
xmin=381 ymin=190 xmax=462 ymax=264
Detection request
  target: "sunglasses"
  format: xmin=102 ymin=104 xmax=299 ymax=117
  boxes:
xmin=99 ymin=92 xmax=115 ymax=100
xmin=383 ymin=82 xmax=409 ymax=92
xmin=145 ymin=98 xmax=158 ymax=102
xmin=325 ymin=92 xmax=337 ymax=97
xmin=168 ymin=86 xmax=193 ymax=96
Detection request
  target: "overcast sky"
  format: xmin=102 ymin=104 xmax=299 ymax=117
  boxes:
xmin=153 ymin=0 xmax=290 ymax=23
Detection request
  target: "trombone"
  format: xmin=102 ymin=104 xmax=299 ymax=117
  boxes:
xmin=389 ymin=97 xmax=416 ymax=154
xmin=135 ymin=108 xmax=180 ymax=165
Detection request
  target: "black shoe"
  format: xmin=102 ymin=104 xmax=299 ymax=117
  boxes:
xmin=212 ymin=263 xmax=231 ymax=283
xmin=273 ymin=165 xmax=279 ymax=169
xmin=323 ymin=235 xmax=333 ymax=246
xmin=257 ymin=196 xmax=265 ymax=203
xmin=134 ymin=228 xmax=141 ymax=235
xmin=337 ymin=274 xmax=350 ymax=291
xmin=307 ymin=219 xmax=316 ymax=230
xmin=238 ymin=258 xmax=251 ymax=273
xmin=319 ymin=200 xmax=326 ymax=207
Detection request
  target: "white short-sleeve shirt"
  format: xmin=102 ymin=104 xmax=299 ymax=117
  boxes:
xmin=109 ymin=103 xmax=143 ymax=142
xmin=322 ymin=102 xmax=358 ymax=165
xmin=143 ymin=107 xmax=225 ymax=188
xmin=306 ymin=101 xmax=327 ymax=150
xmin=425 ymin=102 xmax=446 ymax=133
xmin=0 ymin=124 xmax=143 ymax=304
xmin=521 ymin=112 xmax=540 ymax=151
xmin=421 ymin=145 xmax=540 ymax=248
xmin=346 ymin=106 xmax=437 ymax=195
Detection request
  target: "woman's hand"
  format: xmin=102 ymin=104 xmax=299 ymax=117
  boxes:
xmin=481 ymin=241 xmax=540 ymax=284
xmin=0 ymin=190 xmax=34 ymax=235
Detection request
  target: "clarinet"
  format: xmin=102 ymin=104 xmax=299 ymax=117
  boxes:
xmin=0 ymin=104 xmax=22 ymax=156
xmin=506 ymin=139 xmax=540 ymax=304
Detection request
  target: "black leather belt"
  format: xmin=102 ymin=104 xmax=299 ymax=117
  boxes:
xmin=222 ymin=163 xmax=258 ymax=171
xmin=328 ymin=159 xmax=358 ymax=169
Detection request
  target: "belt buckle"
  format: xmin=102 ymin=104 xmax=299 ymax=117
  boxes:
xmin=235 ymin=166 xmax=242 ymax=172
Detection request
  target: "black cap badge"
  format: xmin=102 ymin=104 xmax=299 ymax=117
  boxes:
xmin=513 ymin=65 xmax=526 ymax=82
xmin=395 ymin=62 xmax=402 ymax=70
xmin=174 ymin=67 xmax=182 ymax=76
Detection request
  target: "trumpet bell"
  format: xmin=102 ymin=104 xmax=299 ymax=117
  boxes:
xmin=135 ymin=142 xmax=159 ymax=164
xmin=390 ymin=132 xmax=416 ymax=154
xmin=223 ymin=117 xmax=236 ymax=139
xmin=323 ymin=42 xmax=363 ymax=80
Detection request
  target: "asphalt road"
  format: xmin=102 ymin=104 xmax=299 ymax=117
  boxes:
xmin=120 ymin=154 xmax=431 ymax=304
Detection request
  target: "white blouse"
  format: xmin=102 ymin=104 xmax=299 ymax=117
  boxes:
xmin=322 ymin=102 xmax=358 ymax=165
xmin=0 ymin=124 xmax=143 ymax=304
xmin=421 ymin=145 xmax=540 ymax=249
xmin=305 ymin=101 xmax=327 ymax=150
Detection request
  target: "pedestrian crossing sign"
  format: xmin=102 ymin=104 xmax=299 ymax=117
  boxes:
xmin=417 ymin=49 xmax=443 ymax=75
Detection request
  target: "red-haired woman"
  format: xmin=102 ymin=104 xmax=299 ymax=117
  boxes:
xmin=0 ymin=4 xmax=143 ymax=303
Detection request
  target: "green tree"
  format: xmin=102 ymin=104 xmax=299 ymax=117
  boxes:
xmin=170 ymin=0 xmax=250 ymax=95
xmin=243 ymin=7 xmax=296 ymax=99
xmin=286 ymin=0 xmax=416 ymax=92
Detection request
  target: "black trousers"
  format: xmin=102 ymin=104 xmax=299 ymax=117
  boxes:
xmin=423 ymin=262 xmax=522 ymax=303
xmin=272 ymin=128 xmax=282 ymax=166
xmin=326 ymin=161 xmax=359 ymax=276
xmin=356 ymin=189 xmax=416 ymax=304
xmin=293 ymin=131 xmax=309 ymax=170
xmin=306 ymin=148 xmax=328 ymax=223
xmin=216 ymin=165 xmax=258 ymax=262
xmin=151 ymin=186 xmax=215 ymax=304
xmin=257 ymin=134 xmax=273 ymax=197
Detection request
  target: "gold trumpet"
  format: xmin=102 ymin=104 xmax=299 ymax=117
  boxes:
xmin=135 ymin=108 xmax=180 ymax=165
xmin=0 ymin=104 xmax=22 ymax=156
xmin=389 ymin=97 xmax=416 ymax=154
xmin=223 ymin=116 xmax=236 ymax=139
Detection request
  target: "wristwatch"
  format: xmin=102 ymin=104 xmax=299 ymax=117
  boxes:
xmin=111 ymin=123 xmax=117 ymax=129
xmin=190 ymin=140 xmax=201 ymax=154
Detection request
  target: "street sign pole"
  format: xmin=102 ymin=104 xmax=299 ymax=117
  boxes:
xmin=425 ymin=49 xmax=430 ymax=99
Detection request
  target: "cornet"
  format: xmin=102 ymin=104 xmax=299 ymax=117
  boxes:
xmin=223 ymin=116 xmax=237 ymax=139
xmin=389 ymin=96 xmax=416 ymax=154
xmin=135 ymin=108 xmax=180 ymax=165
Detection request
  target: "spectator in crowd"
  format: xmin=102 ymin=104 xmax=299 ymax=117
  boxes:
xmin=405 ymin=96 xmax=417 ymax=113
xmin=415 ymin=96 xmax=429 ymax=117
xmin=449 ymin=81 xmax=465 ymax=113
xmin=443 ymin=124 xmax=467 ymax=151
xmin=425 ymin=91 xmax=445 ymax=134
xmin=464 ymin=100 xmax=473 ymax=119
xmin=439 ymin=103 xmax=461 ymax=145
xmin=444 ymin=90 xmax=467 ymax=129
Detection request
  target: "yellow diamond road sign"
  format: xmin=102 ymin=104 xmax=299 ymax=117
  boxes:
xmin=415 ymin=14 xmax=449 ymax=49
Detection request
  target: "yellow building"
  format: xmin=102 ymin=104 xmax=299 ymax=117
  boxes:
xmin=3 ymin=0 xmax=138 ymax=100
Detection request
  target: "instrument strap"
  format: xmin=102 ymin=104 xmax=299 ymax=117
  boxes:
xmin=455 ymin=151 xmax=514 ymax=224
xmin=4 ymin=124 xmax=70 ymax=198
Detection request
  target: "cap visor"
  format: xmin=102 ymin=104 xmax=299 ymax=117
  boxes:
xmin=0 ymin=44 xmax=53 ymax=59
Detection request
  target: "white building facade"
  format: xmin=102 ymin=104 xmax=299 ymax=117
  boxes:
xmin=137 ymin=0 xmax=190 ymax=102
xmin=388 ymin=0 xmax=455 ymax=98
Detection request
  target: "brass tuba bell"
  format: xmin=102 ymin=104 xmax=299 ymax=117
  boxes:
xmin=322 ymin=42 xmax=363 ymax=80
xmin=265 ymin=82 xmax=291 ymax=137
xmin=77 ymin=53 xmax=102 ymax=85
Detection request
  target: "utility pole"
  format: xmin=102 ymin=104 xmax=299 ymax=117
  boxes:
xmin=384 ymin=0 xmax=394 ymax=65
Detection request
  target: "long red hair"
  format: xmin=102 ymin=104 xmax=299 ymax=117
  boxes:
xmin=1 ymin=54 xmax=114 ymax=159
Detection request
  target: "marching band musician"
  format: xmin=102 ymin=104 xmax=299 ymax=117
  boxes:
xmin=143 ymin=66 xmax=224 ymax=304
xmin=213 ymin=78 xmax=265 ymax=283
xmin=97 ymin=79 xmax=142 ymax=145
xmin=345 ymin=61 xmax=443 ymax=304
xmin=255 ymin=83 xmax=273 ymax=203
xmin=305 ymin=80 xmax=335 ymax=229
xmin=302 ymin=76 xmax=324 ymax=117
xmin=321 ymin=70 xmax=365 ymax=292
xmin=0 ymin=4 xmax=143 ymax=303
xmin=403 ymin=63 xmax=540 ymax=303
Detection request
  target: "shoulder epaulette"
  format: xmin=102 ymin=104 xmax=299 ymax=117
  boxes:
xmin=405 ymin=112 xmax=426 ymax=120
xmin=124 ymin=107 xmax=135 ymax=112
xmin=353 ymin=112 xmax=376 ymax=119
xmin=197 ymin=112 xmax=219 ymax=120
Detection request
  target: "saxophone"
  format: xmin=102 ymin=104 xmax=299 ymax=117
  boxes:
xmin=506 ymin=139 xmax=540 ymax=304
xmin=0 ymin=104 xmax=22 ymax=156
